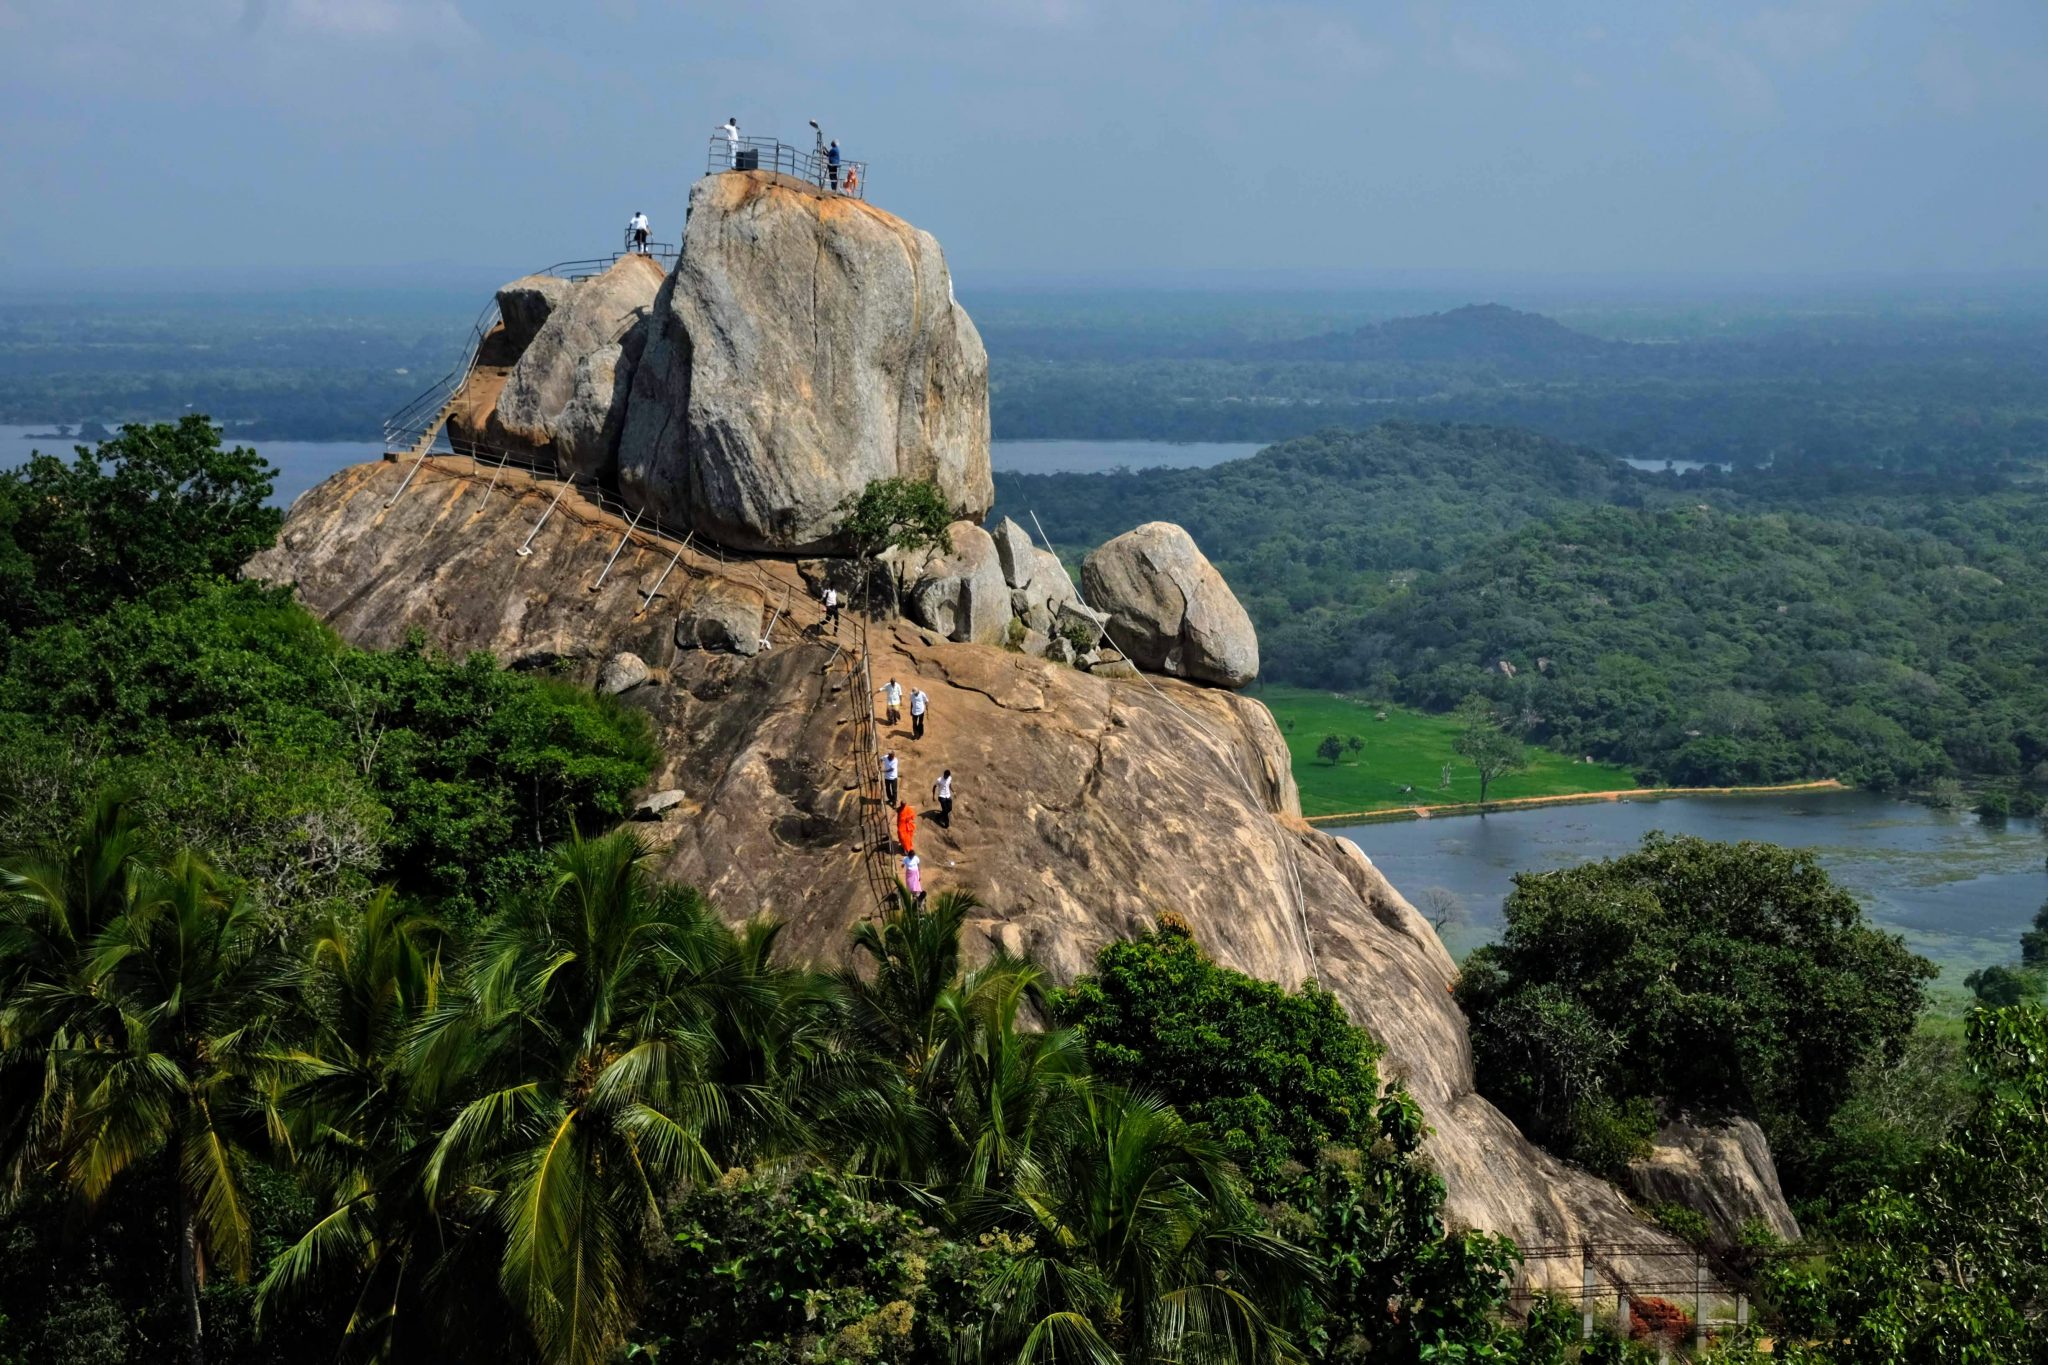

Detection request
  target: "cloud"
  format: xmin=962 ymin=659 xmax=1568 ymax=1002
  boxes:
xmin=1673 ymin=33 xmax=1781 ymax=125
xmin=1742 ymin=0 xmax=1867 ymax=65
xmin=1448 ymin=26 xmax=1521 ymax=79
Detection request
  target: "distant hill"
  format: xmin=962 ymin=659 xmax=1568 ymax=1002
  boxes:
xmin=1268 ymin=303 xmax=1634 ymax=373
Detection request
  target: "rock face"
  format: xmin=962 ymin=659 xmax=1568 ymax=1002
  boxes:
xmin=1627 ymin=1116 xmax=1802 ymax=1245
xmin=615 ymin=171 xmax=992 ymax=553
xmin=456 ymin=254 xmax=666 ymax=480
xmin=679 ymin=581 xmax=766 ymax=656
xmin=249 ymin=456 xmax=1695 ymax=1286
xmin=1082 ymin=523 xmax=1258 ymax=687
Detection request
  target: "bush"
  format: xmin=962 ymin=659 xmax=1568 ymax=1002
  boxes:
xmin=1456 ymin=833 xmax=1934 ymax=1196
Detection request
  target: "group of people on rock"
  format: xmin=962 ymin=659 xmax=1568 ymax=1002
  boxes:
xmin=714 ymin=116 xmax=854 ymax=194
xmin=879 ymin=679 xmax=952 ymax=908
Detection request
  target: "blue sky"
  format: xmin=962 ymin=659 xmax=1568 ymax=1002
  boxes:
xmin=3 ymin=0 xmax=2044 ymax=286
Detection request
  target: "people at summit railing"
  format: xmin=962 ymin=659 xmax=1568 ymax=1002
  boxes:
xmin=720 ymin=116 xmax=740 ymax=167
xmin=628 ymin=211 xmax=650 ymax=253
xmin=827 ymin=139 xmax=842 ymax=192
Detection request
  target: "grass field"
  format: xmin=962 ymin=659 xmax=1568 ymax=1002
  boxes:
xmin=1255 ymin=686 xmax=1641 ymax=818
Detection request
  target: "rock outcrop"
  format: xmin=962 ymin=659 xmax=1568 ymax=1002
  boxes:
xmin=1627 ymin=1116 xmax=1802 ymax=1245
xmin=614 ymin=172 xmax=991 ymax=553
xmin=903 ymin=522 xmax=1010 ymax=645
xmin=448 ymin=254 xmax=666 ymax=480
xmin=1082 ymin=522 xmax=1259 ymax=688
xmin=248 ymin=456 xmax=1693 ymax=1285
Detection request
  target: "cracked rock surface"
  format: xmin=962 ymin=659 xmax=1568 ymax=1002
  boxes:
xmin=249 ymin=456 xmax=1695 ymax=1284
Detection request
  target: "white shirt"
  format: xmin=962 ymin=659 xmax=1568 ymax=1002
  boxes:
xmin=883 ymin=755 xmax=899 ymax=780
xmin=822 ymin=587 xmax=837 ymax=607
xmin=885 ymin=682 xmax=902 ymax=705
xmin=933 ymin=774 xmax=953 ymax=799
xmin=909 ymin=689 xmax=927 ymax=716
xmin=723 ymin=122 xmax=739 ymax=144
xmin=630 ymin=214 xmax=649 ymax=232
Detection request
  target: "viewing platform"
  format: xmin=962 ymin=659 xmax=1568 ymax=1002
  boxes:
xmin=705 ymin=135 xmax=868 ymax=200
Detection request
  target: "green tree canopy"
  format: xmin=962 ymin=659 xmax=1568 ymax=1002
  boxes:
xmin=1456 ymin=833 xmax=1935 ymax=1187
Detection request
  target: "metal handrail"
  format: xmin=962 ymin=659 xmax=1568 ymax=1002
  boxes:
xmin=705 ymin=135 xmax=868 ymax=200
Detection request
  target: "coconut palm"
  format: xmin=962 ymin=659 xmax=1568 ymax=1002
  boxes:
xmin=970 ymin=1085 xmax=1319 ymax=1365
xmin=411 ymin=827 xmax=819 ymax=1365
xmin=3 ymin=831 xmax=290 ymax=1365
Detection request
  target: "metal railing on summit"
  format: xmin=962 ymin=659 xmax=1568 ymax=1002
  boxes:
xmin=704 ymin=135 xmax=868 ymax=199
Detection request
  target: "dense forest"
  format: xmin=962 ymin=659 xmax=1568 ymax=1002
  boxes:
xmin=5 ymin=421 xmax=2046 ymax=1362
xmin=1001 ymin=422 xmax=2048 ymax=790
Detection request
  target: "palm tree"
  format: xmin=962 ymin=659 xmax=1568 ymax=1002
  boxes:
xmin=411 ymin=828 xmax=816 ymax=1365
xmin=3 ymin=829 xmax=290 ymax=1365
xmin=971 ymin=1086 xmax=1319 ymax=1365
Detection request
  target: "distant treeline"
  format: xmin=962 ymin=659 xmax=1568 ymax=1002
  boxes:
xmin=998 ymin=423 xmax=2048 ymax=790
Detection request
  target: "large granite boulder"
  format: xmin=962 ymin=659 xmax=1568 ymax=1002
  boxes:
xmin=616 ymin=171 xmax=992 ymax=553
xmin=249 ymin=456 xmax=1702 ymax=1288
xmin=492 ymin=253 xmax=665 ymax=479
xmin=1081 ymin=522 xmax=1259 ymax=688
xmin=904 ymin=522 xmax=1009 ymax=645
xmin=1626 ymin=1115 xmax=1802 ymax=1245
xmin=495 ymin=274 xmax=575 ymax=354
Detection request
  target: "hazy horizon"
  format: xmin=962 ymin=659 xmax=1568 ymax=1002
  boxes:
xmin=4 ymin=1 xmax=2045 ymax=290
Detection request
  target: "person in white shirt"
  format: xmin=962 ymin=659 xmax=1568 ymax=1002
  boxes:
xmin=909 ymin=687 xmax=928 ymax=740
xmin=932 ymin=769 xmax=954 ymax=828
xmin=882 ymin=678 xmax=902 ymax=726
xmin=628 ymin=211 xmax=650 ymax=253
xmin=721 ymin=117 xmax=740 ymax=168
xmin=882 ymin=751 xmax=900 ymax=806
xmin=822 ymin=584 xmax=840 ymax=632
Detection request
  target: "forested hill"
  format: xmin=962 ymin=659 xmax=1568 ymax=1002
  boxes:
xmin=1268 ymin=304 xmax=1632 ymax=374
xmin=995 ymin=422 xmax=2048 ymax=790
xmin=1370 ymin=504 xmax=2048 ymax=788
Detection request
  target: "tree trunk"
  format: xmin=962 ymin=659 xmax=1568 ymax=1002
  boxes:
xmin=179 ymin=1191 xmax=207 ymax=1365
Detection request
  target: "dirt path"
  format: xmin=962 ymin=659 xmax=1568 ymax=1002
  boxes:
xmin=1305 ymin=778 xmax=1849 ymax=826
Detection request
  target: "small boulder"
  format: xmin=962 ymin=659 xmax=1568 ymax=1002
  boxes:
xmin=597 ymin=650 xmax=651 ymax=695
xmin=1026 ymin=547 xmax=1079 ymax=609
xmin=1054 ymin=599 xmax=1108 ymax=649
xmin=1625 ymin=1115 xmax=1801 ymax=1245
xmin=1020 ymin=628 xmax=1051 ymax=658
xmin=633 ymin=788 xmax=687 ymax=820
xmin=905 ymin=522 xmax=1010 ymax=645
xmin=1080 ymin=522 xmax=1259 ymax=688
xmin=495 ymin=274 xmax=576 ymax=354
xmin=991 ymin=517 xmax=1036 ymax=589
xmin=678 ymin=581 xmax=766 ymax=655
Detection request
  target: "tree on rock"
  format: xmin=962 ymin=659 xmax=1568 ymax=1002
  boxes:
xmin=834 ymin=478 xmax=954 ymax=608
xmin=1453 ymin=694 xmax=1525 ymax=805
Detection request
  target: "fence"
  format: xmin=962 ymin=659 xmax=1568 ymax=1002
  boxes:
xmin=1510 ymin=1241 xmax=1766 ymax=1356
xmin=706 ymin=135 xmax=868 ymax=199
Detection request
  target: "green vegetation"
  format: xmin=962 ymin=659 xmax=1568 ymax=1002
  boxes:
xmin=1259 ymin=686 xmax=1637 ymax=815
xmin=1005 ymin=422 xmax=2048 ymax=795
xmin=1457 ymin=835 xmax=1936 ymax=1194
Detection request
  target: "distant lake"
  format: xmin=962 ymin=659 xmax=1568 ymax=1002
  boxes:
xmin=992 ymin=440 xmax=1264 ymax=474
xmin=1331 ymin=790 xmax=2048 ymax=984
xmin=0 ymin=425 xmax=373 ymax=508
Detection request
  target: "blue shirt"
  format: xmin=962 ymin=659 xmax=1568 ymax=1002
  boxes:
xmin=828 ymin=146 xmax=842 ymax=166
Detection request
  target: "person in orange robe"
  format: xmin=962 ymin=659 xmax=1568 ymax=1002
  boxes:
xmin=896 ymin=801 xmax=916 ymax=856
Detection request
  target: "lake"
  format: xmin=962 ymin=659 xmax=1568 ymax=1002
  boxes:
xmin=0 ymin=425 xmax=374 ymax=508
xmin=3 ymin=430 xmax=1254 ymax=502
xmin=1330 ymin=790 xmax=2047 ymax=985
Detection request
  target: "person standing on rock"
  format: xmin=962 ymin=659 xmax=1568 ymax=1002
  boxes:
xmin=882 ymin=678 xmax=902 ymax=727
xmin=721 ymin=117 xmax=741 ymax=168
xmin=827 ymin=140 xmax=843 ymax=192
xmin=882 ymin=751 xmax=900 ymax=807
xmin=902 ymin=851 xmax=925 ymax=909
xmin=909 ymin=687 xmax=928 ymax=740
xmin=629 ymin=211 xmax=650 ymax=253
xmin=896 ymin=800 xmax=916 ymax=856
xmin=822 ymin=584 xmax=840 ymax=633
xmin=933 ymin=769 xmax=954 ymax=829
